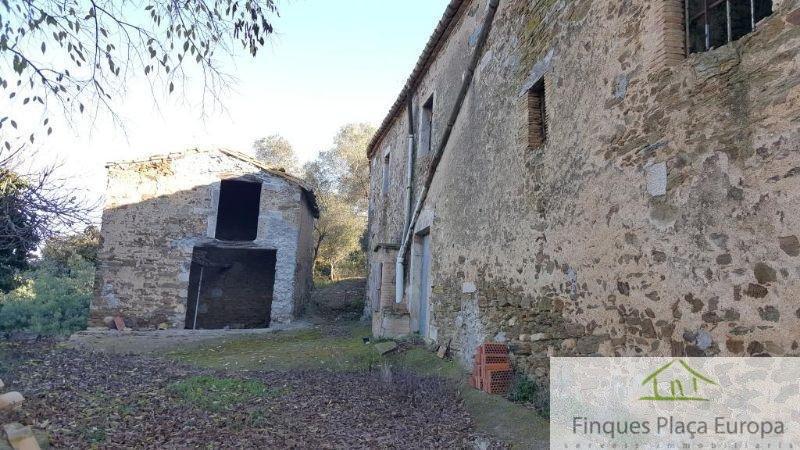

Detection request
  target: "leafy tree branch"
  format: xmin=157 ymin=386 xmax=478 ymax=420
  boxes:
xmin=0 ymin=0 xmax=278 ymax=150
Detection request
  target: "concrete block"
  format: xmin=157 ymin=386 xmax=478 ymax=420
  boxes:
xmin=613 ymin=74 xmax=629 ymax=99
xmin=645 ymin=162 xmax=667 ymax=196
xmin=380 ymin=319 xmax=410 ymax=338
xmin=374 ymin=341 xmax=398 ymax=355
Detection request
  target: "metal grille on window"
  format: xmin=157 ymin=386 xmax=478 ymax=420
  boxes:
xmin=686 ymin=0 xmax=773 ymax=54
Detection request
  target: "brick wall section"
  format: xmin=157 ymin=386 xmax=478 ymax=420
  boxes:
xmin=379 ymin=256 xmax=397 ymax=308
xmin=646 ymin=0 xmax=687 ymax=70
xmin=526 ymin=81 xmax=546 ymax=148
xmin=367 ymin=0 xmax=800 ymax=386
xmin=91 ymin=149 xmax=316 ymax=328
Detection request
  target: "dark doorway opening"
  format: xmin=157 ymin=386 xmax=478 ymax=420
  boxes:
xmin=215 ymin=179 xmax=261 ymax=241
xmin=185 ymin=246 xmax=276 ymax=329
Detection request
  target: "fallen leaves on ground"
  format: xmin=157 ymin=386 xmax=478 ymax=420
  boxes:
xmin=0 ymin=342 xmax=505 ymax=448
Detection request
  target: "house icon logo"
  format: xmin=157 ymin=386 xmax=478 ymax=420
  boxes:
xmin=639 ymin=359 xmax=717 ymax=401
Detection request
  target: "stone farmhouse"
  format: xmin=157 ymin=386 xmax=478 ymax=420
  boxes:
xmin=366 ymin=0 xmax=800 ymax=384
xmin=91 ymin=148 xmax=318 ymax=329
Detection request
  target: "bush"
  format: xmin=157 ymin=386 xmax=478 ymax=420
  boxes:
xmin=0 ymin=254 xmax=93 ymax=335
xmin=334 ymin=250 xmax=367 ymax=279
xmin=507 ymin=373 xmax=550 ymax=418
xmin=41 ymin=226 xmax=101 ymax=273
xmin=508 ymin=373 xmax=537 ymax=403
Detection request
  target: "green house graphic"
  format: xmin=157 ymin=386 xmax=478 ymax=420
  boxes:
xmin=639 ymin=359 xmax=717 ymax=401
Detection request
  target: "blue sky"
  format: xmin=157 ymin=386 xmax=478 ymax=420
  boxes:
xmin=29 ymin=0 xmax=449 ymax=202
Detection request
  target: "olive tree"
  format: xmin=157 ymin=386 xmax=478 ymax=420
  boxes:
xmin=253 ymin=134 xmax=300 ymax=175
xmin=303 ymin=123 xmax=375 ymax=280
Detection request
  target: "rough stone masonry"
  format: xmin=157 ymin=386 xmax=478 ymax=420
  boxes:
xmin=91 ymin=148 xmax=318 ymax=329
xmin=366 ymin=0 xmax=800 ymax=385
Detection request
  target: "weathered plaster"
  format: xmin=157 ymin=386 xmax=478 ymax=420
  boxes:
xmin=92 ymin=149 xmax=316 ymax=328
xmin=367 ymin=0 xmax=800 ymax=386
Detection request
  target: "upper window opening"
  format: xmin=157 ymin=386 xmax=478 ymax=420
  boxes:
xmin=527 ymin=79 xmax=547 ymax=149
xmin=382 ymin=152 xmax=391 ymax=197
xmin=215 ymin=179 xmax=261 ymax=241
xmin=419 ymin=95 xmax=434 ymax=155
xmin=687 ymin=0 xmax=773 ymax=54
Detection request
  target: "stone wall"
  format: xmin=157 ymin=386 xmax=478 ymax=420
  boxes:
xmin=92 ymin=149 xmax=316 ymax=328
xmin=293 ymin=191 xmax=316 ymax=314
xmin=367 ymin=0 xmax=800 ymax=385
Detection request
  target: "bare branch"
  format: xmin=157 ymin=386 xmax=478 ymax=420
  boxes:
xmin=0 ymin=153 xmax=97 ymax=254
xmin=0 ymin=0 xmax=278 ymax=148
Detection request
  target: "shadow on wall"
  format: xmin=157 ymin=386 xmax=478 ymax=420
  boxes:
xmin=184 ymin=245 xmax=277 ymax=329
xmin=90 ymin=176 xmax=287 ymax=330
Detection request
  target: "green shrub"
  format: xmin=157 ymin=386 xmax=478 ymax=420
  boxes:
xmin=334 ymin=250 xmax=367 ymax=280
xmin=41 ymin=226 xmax=101 ymax=273
xmin=0 ymin=254 xmax=93 ymax=335
xmin=508 ymin=373 xmax=538 ymax=403
xmin=507 ymin=373 xmax=550 ymax=417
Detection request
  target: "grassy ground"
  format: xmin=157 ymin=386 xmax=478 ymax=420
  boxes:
xmin=168 ymin=375 xmax=287 ymax=412
xmin=168 ymin=323 xmax=462 ymax=376
xmin=169 ymin=324 xmax=381 ymax=371
xmin=168 ymin=322 xmax=549 ymax=448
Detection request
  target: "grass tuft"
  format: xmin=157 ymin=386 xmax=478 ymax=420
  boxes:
xmin=169 ymin=375 xmax=281 ymax=412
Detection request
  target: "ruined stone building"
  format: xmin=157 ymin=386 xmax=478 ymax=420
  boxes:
xmin=92 ymin=148 xmax=318 ymax=329
xmin=366 ymin=0 xmax=800 ymax=384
